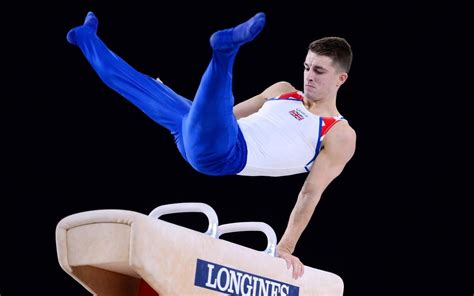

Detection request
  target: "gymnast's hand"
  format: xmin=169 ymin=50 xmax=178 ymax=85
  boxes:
xmin=277 ymin=246 xmax=304 ymax=280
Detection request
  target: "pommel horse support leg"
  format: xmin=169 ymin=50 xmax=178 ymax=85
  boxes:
xmin=56 ymin=203 xmax=344 ymax=295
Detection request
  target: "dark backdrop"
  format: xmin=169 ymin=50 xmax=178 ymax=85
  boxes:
xmin=2 ymin=1 xmax=471 ymax=295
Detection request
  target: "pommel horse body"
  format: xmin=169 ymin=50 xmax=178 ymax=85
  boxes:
xmin=56 ymin=203 xmax=343 ymax=295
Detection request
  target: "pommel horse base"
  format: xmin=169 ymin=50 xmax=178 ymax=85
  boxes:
xmin=56 ymin=203 xmax=343 ymax=295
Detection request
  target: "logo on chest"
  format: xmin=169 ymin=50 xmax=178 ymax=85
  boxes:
xmin=288 ymin=108 xmax=308 ymax=121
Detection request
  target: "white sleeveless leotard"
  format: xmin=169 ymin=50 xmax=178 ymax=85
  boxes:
xmin=237 ymin=91 xmax=345 ymax=176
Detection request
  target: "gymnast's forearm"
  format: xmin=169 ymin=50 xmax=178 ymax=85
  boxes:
xmin=278 ymin=191 xmax=321 ymax=253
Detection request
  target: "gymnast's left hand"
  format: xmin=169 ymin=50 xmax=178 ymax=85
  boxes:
xmin=277 ymin=247 xmax=304 ymax=280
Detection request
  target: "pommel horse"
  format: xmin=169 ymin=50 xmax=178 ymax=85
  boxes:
xmin=56 ymin=203 xmax=343 ymax=295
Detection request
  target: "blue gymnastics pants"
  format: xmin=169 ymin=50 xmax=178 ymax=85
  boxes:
xmin=67 ymin=12 xmax=265 ymax=176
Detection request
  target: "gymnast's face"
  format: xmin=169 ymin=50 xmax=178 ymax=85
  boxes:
xmin=303 ymin=51 xmax=347 ymax=101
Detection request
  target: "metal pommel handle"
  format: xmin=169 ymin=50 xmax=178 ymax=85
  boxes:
xmin=149 ymin=203 xmax=219 ymax=238
xmin=217 ymin=222 xmax=278 ymax=257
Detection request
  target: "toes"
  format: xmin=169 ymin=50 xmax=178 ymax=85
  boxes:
xmin=84 ymin=11 xmax=98 ymax=31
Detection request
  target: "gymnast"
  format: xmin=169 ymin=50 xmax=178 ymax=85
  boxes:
xmin=67 ymin=11 xmax=356 ymax=279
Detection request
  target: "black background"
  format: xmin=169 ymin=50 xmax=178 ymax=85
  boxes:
xmin=2 ymin=1 xmax=471 ymax=295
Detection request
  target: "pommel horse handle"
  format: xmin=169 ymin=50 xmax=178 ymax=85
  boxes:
xmin=149 ymin=202 xmax=219 ymax=238
xmin=218 ymin=222 xmax=278 ymax=257
xmin=149 ymin=203 xmax=277 ymax=257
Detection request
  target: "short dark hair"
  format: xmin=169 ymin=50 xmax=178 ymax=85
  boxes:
xmin=308 ymin=37 xmax=352 ymax=73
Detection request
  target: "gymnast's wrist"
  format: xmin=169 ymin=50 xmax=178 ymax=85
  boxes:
xmin=277 ymin=243 xmax=294 ymax=254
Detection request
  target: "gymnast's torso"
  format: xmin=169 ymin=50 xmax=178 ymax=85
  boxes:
xmin=237 ymin=91 xmax=344 ymax=177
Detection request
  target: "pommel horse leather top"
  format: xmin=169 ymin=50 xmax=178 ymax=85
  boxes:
xmin=56 ymin=203 xmax=344 ymax=295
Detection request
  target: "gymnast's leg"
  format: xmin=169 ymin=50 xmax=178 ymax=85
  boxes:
xmin=183 ymin=12 xmax=266 ymax=175
xmin=67 ymin=12 xmax=191 ymax=159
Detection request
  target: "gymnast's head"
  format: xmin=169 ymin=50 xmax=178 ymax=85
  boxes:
xmin=303 ymin=37 xmax=353 ymax=98
xmin=308 ymin=37 xmax=352 ymax=74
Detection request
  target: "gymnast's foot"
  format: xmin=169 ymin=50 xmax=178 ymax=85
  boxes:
xmin=66 ymin=11 xmax=99 ymax=45
xmin=210 ymin=12 xmax=266 ymax=52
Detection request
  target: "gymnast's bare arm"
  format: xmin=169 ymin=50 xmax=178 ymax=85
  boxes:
xmin=277 ymin=120 xmax=356 ymax=279
xmin=233 ymin=81 xmax=296 ymax=119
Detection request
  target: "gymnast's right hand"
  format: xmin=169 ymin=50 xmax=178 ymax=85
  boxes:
xmin=277 ymin=247 xmax=304 ymax=280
